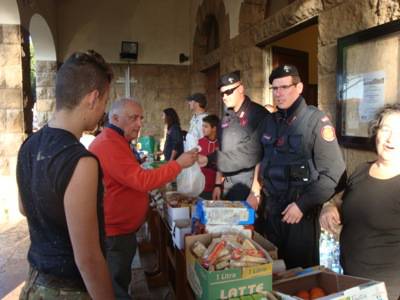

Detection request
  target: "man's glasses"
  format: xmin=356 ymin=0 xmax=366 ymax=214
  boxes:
xmin=270 ymin=83 xmax=296 ymax=92
xmin=220 ymin=84 xmax=240 ymax=97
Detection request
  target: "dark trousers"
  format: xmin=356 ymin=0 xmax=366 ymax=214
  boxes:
xmin=223 ymin=172 xmax=253 ymax=201
xmin=264 ymin=212 xmax=320 ymax=269
xmin=105 ymin=232 xmax=137 ymax=300
xmin=199 ymin=191 xmax=213 ymax=200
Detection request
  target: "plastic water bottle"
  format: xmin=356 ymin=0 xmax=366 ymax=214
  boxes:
xmin=319 ymin=230 xmax=342 ymax=273
xmin=331 ymin=236 xmax=343 ymax=274
xmin=319 ymin=231 xmax=331 ymax=268
xmin=147 ymin=153 xmax=154 ymax=163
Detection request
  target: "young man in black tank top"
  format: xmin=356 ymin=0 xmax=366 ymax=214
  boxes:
xmin=17 ymin=51 xmax=115 ymax=299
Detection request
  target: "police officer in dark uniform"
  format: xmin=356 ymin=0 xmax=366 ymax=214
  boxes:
xmin=259 ymin=65 xmax=345 ymax=269
xmin=200 ymin=71 xmax=269 ymax=204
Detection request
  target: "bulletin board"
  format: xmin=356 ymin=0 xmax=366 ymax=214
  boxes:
xmin=336 ymin=20 xmax=400 ymax=149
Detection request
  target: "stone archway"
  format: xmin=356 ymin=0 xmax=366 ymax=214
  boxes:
xmin=192 ymin=0 xmax=229 ymax=66
xmin=29 ymin=13 xmax=56 ymax=130
xmin=191 ymin=0 xmax=229 ymax=116
xmin=0 ymin=0 xmax=25 ymax=222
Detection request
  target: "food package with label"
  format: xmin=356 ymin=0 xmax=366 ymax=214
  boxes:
xmin=204 ymin=224 xmax=253 ymax=238
xmin=196 ymin=200 xmax=255 ymax=225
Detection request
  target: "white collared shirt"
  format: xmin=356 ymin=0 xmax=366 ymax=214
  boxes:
xmin=188 ymin=112 xmax=208 ymax=143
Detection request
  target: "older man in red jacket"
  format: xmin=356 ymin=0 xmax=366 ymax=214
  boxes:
xmin=90 ymin=98 xmax=197 ymax=299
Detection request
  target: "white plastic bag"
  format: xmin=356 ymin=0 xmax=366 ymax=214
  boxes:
xmin=183 ymin=132 xmax=198 ymax=152
xmin=176 ymin=133 xmax=205 ymax=196
xmin=176 ymin=162 xmax=205 ymax=197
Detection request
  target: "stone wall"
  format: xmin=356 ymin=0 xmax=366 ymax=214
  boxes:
xmin=316 ymin=0 xmax=400 ymax=172
xmin=0 ymin=24 xmax=25 ymax=223
xmin=109 ymin=64 xmax=191 ymax=142
xmin=34 ymin=60 xmax=56 ymax=128
xmin=220 ymin=35 xmax=265 ymax=104
xmin=192 ymin=0 xmax=400 ymax=173
xmin=192 ymin=24 xmax=266 ymax=107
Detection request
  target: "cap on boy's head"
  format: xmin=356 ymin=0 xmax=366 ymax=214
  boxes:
xmin=186 ymin=92 xmax=207 ymax=107
xmin=269 ymin=64 xmax=300 ymax=84
xmin=218 ymin=71 xmax=241 ymax=88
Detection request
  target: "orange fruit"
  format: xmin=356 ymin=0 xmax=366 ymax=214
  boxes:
xmin=296 ymin=290 xmax=310 ymax=300
xmin=310 ymin=287 xmax=326 ymax=299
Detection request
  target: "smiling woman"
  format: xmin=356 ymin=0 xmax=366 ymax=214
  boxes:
xmin=320 ymin=104 xmax=400 ymax=300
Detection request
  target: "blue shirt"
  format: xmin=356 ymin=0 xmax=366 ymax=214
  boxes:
xmin=163 ymin=124 xmax=183 ymax=160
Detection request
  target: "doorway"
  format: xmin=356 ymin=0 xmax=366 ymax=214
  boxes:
xmin=264 ymin=22 xmax=318 ymax=107
xmin=271 ymin=46 xmax=317 ymax=106
xmin=203 ymin=64 xmax=221 ymax=117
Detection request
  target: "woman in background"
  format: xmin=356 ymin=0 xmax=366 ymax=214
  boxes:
xmin=162 ymin=108 xmax=184 ymax=161
xmin=320 ymin=104 xmax=400 ymax=300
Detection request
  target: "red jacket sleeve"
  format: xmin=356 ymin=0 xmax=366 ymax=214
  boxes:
xmin=91 ymin=132 xmax=182 ymax=192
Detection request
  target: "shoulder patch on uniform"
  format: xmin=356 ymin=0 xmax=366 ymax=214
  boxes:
xmin=321 ymin=125 xmax=336 ymax=142
xmin=321 ymin=115 xmax=330 ymax=122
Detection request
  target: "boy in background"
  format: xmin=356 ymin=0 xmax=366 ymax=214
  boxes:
xmin=198 ymin=115 xmax=220 ymax=199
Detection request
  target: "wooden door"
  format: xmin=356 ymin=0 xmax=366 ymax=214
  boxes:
xmin=272 ymin=46 xmax=317 ymax=107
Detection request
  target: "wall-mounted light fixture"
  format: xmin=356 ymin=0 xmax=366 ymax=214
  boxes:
xmin=179 ymin=53 xmax=189 ymax=63
xmin=120 ymin=41 xmax=138 ymax=61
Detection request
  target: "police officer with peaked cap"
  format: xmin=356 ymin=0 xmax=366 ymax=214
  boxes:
xmin=199 ymin=71 xmax=269 ymax=205
xmin=259 ymin=64 xmax=346 ymax=268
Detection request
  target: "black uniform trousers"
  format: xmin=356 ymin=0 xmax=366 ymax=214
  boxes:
xmin=264 ymin=199 xmax=320 ymax=269
xmin=223 ymin=169 xmax=254 ymax=201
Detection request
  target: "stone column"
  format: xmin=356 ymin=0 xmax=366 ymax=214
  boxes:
xmin=0 ymin=24 xmax=25 ymax=223
xmin=34 ymin=60 xmax=56 ymax=128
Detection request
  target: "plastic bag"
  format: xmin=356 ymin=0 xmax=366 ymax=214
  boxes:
xmin=176 ymin=133 xmax=205 ymax=196
xmin=183 ymin=132 xmax=198 ymax=152
xmin=177 ymin=163 xmax=205 ymax=196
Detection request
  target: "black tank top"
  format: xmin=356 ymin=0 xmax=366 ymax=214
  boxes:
xmin=16 ymin=125 xmax=105 ymax=281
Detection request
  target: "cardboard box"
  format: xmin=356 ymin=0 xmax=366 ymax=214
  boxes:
xmin=252 ymin=232 xmax=278 ymax=261
xmin=185 ymin=233 xmax=273 ymax=300
xmin=273 ymin=269 xmax=388 ymax=300
xmin=171 ymin=218 xmax=192 ymax=250
xmin=167 ymin=204 xmax=190 ymax=227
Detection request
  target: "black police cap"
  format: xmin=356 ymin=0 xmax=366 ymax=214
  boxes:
xmin=269 ymin=64 xmax=300 ymax=84
xmin=218 ymin=71 xmax=241 ymax=88
xmin=186 ymin=92 xmax=207 ymax=107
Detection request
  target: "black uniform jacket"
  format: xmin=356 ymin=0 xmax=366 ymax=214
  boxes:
xmin=208 ymin=96 xmax=269 ymax=176
xmin=259 ymin=97 xmax=346 ymax=214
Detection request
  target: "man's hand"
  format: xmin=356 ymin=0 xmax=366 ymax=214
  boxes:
xmin=198 ymin=154 xmax=208 ymax=167
xmin=176 ymin=148 xmax=198 ymax=168
xmin=320 ymin=204 xmax=341 ymax=235
xmin=281 ymin=202 xmax=303 ymax=224
xmin=212 ymin=186 xmax=222 ymax=200
xmin=246 ymin=192 xmax=260 ymax=210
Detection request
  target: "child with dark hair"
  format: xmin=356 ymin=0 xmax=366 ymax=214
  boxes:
xmin=198 ymin=114 xmax=220 ymax=199
xmin=162 ymin=108 xmax=184 ymax=160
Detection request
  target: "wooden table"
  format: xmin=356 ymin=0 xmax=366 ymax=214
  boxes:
xmin=145 ymin=207 xmax=195 ymax=300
